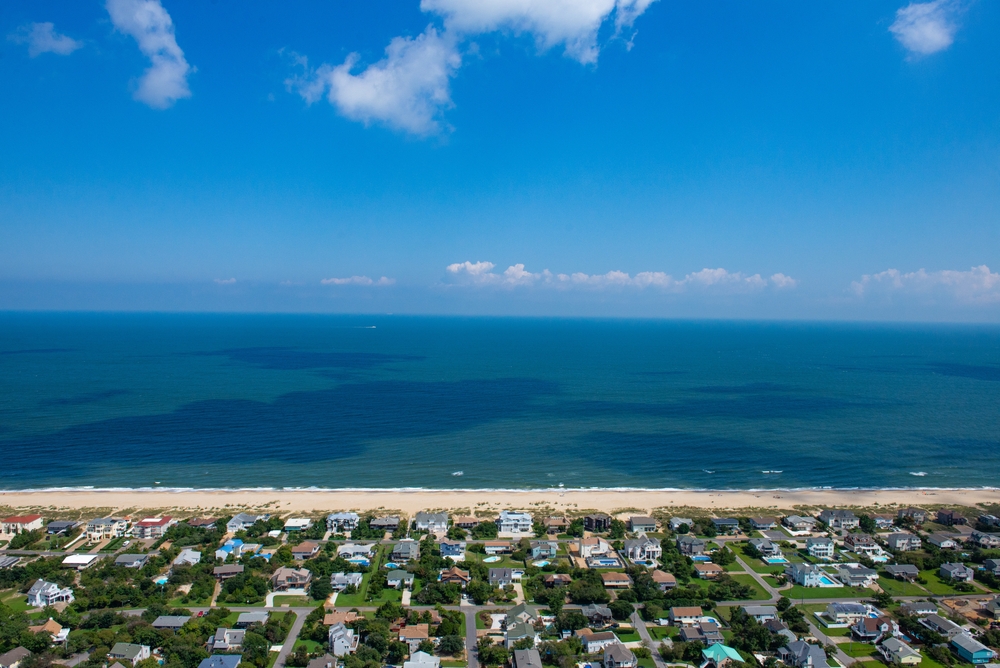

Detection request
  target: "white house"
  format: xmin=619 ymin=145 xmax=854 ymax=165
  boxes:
xmin=578 ymin=537 xmax=612 ymax=558
xmin=496 ymin=511 xmax=533 ymax=535
xmin=26 ymin=579 xmax=74 ymax=607
xmin=328 ymin=623 xmax=358 ymax=657
xmin=414 ymin=512 xmax=448 ymax=533
xmin=805 ymin=537 xmax=834 ymax=559
xmin=226 ymin=513 xmax=266 ymax=533
xmin=0 ymin=515 xmax=44 ymax=535
xmin=622 ymin=536 xmax=662 ymax=563
xmin=108 ymin=643 xmax=151 ymax=666
xmin=86 ymin=518 xmax=128 ymax=541
xmin=133 ymin=517 xmax=176 ymax=539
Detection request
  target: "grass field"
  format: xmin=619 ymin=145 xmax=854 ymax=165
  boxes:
xmin=100 ymin=536 xmax=127 ymax=552
xmin=0 ymin=592 xmax=32 ymax=612
xmin=273 ymin=596 xmax=320 ymax=607
xmin=918 ymin=571 xmax=967 ymax=596
xmin=839 ymin=643 xmax=878 ymax=658
xmin=784 ymin=585 xmax=859 ymax=600
xmin=648 ymin=626 xmax=678 ymax=640
xmin=441 ymin=661 xmax=467 ymax=667
xmin=614 ymin=629 xmax=641 ymax=642
xmin=638 ymin=658 xmax=656 ymax=668
xmin=821 ymin=626 xmax=852 ymax=637
xmin=876 ymin=578 xmax=928 ymax=596
xmin=729 ymin=574 xmax=770 ymax=600
xmin=294 ymin=639 xmax=324 ymax=653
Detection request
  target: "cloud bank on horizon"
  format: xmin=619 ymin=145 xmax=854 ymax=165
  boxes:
xmin=852 ymin=266 xmax=1000 ymax=303
xmin=445 ymin=261 xmax=797 ymax=292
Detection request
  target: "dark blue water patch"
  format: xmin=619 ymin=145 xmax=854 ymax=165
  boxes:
xmin=191 ymin=347 xmax=423 ymax=371
xmin=633 ymin=371 xmax=688 ymax=376
xmin=562 ymin=392 xmax=870 ymax=421
xmin=40 ymin=390 xmax=130 ymax=407
xmin=690 ymin=382 xmax=799 ymax=394
xmin=927 ymin=362 xmax=1000 ymax=382
xmin=0 ymin=377 xmax=558 ymax=482
xmin=0 ymin=348 xmax=76 ymax=356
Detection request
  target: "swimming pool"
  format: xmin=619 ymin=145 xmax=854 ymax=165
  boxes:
xmin=383 ymin=562 xmax=399 ymax=569
xmin=818 ymin=576 xmax=838 ymax=586
xmin=483 ymin=556 xmax=501 ymax=563
xmin=692 ymin=555 xmax=712 ymax=562
xmin=532 ymin=560 xmax=550 ymax=567
xmin=763 ymin=557 xmax=789 ymax=564
xmin=153 ymin=576 xmax=169 ymax=585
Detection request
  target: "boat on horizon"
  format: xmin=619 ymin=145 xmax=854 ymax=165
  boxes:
xmin=761 ymin=470 xmax=783 ymax=474
xmin=452 ymin=471 xmax=463 ymax=476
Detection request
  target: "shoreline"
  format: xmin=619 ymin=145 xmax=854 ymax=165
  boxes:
xmin=1 ymin=486 xmax=997 ymax=517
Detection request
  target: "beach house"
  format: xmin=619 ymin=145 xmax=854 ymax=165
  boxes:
xmin=711 ymin=518 xmax=740 ymax=534
xmin=785 ymin=563 xmax=825 ymax=587
xmin=622 ymin=536 xmax=661 ymax=563
xmin=226 ymin=513 xmax=266 ymax=533
xmin=497 ymin=510 xmax=533 ymax=535
xmin=940 ymin=562 xmax=974 ymax=582
xmin=886 ymin=533 xmax=922 ymax=551
xmin=837 ymin=566 xmax=878 ymax=587
xmin=778 ymin=641 xmax=828 ymax=668
xmin=209 ymin=629 xmax=245 ymax=652
xmin=652 ymin=569 xmax=677 ymax=591
xmin=885 ymin=565 xmax=919 ymax=582
xmin=629 ymin=516 xmax=657 ymax=533
xmin=291 ymin=541 xmax=320 ymax=560
xmin=440 ymin=538 xmax=466 ymax=558
xmin=86 ymin=517 xmax=128 ymax=541
xmin=574 ymin=629 xmax=618 ymax=654
xmin=669 ymin=517 xmax=694 ymax=532
xmin=750 ymin=517 xmax=778 ymax=530
xmin=330 ymin=572 xmax=363 ymax=591
xmin=747 ymin=537 xmax=782 ymax=558
xmin=878 ymin=638 xmax=922 ymax=666
xmin=270 ymin=567 xmax=312 ymax=591
xmin=927 ymin=533 xmax=958 ymax=549
xmin=529 ymin=540 xmax=557 ymax=559
xmin=543 ymin=516 xmax=568 ymax=534
xmin=603 ymin=643 xmax=637 ymax=668
xmin=783 ymin=515 xmax=818 ymax=533
xmin=819 ymin=509 xmax=860 ymax=530
xmin=0 ymin=515 xmax=43 ymax=535
xmin=584 ymin=513 xmax=611 ymax=532
xmin=328 ymin=623 xmax=359 ymax=657
xmin=173 ymin=548 xmax=201 ymax=567
xmin=387 ymin=570 xmax=415 ymax=590
xmin=133 ymin=517 xmax=175 ymax=539
xmin=439 ymin=566 xmax=471 ymax=588
xmin=805 ymin=536 xmax=834 ymax=558
xmin=669 ymin=607 xmax=703 ymax=626
xmin=824 ymin=603 xmax=870 ymax=625
xmin=936 ymin=509 xmax=968 ymax=526
xmin=677 ymin=535 xmax=705 ymax=556
xmin=971 ymin=531 xmax=1000 ymax=549
xmin=108 ymin=643 xmax=150 ymax=666
xmin=951 ymin=635 xmax=996 ymax=664
xmin=392 ymin=539 xmax=420 ymax=562
xmin=414 ymin=512 xmax=448 ymax=533
xmin=26 ymin=579 xmax=74 ymax=607
xmin=579 ymin=536 xmax=612 ymax=558
xmin=897 ymin=508 xmax=927 ymax=524
xmin=370 ymin=516 xmax=399 ymax=532
xmin=326 ymin=512 xmax=359 ymax=532
xmin=581 ymin=604 xmax=614 ymax=626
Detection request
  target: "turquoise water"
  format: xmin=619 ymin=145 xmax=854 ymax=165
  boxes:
xmin=1 ymin=312 xmax=999 ymax=490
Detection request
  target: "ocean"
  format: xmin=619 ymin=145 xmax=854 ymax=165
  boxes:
xmin=1 ymin=312 xmax=999 ymax=491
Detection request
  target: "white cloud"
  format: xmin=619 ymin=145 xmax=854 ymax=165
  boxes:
xmin=8 ymin=22 xmax=83 ymax=57
xmin=852 ymin=265 xmax=1000 ymax=303
xmin=421 ymin=0 xmax=657 ymax=64
xmin=769 ymin=273 xmax=798 ymax=289
xmin=287 ymin=27 xmax=460 ymax=135
xmin=290 ymin=0 xmax=656 ymax=135
xmin=106 ymin=0 xmax=192 ymax=109
xmin=214 ymin=277 xmax=236 ymax=285
xmin=321 ymin=275 xmax=395 ymax=286
xmin=445 ymin=261 xmax=795 ymax=293
xmin=889 ymin=0 xmax=960 ymax=56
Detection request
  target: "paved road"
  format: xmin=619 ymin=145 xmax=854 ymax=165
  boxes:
xmin=808 ymin=621 xmax=855 ymax=666
xmin=465 ymin=609 xmax=480 ymax=668
xmin=732 ymin=554 xmax=780 ymax=601
xmin=631 ymin=611 xmax=668 ymax=668
xmin=273 ymin=608 xmax=310 ymax=668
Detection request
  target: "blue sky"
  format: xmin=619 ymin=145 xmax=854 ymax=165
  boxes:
xmin=2 ymin=0 xmax=999 ymax=319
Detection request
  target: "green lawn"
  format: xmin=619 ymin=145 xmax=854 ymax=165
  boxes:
xmin=0 ymin=592 xmax=32 ymax=612
xmin=613 ymin=629 xmax=641 ymax=642
xmin=784 ymin=585 xmax=861 ymax=600
xmin=744 ymin=558 xmax=787 ymax=575
xmin=648 ymin=626 xmax=678 ymax=640
xmin=334 ymin=572 xmax=372 ymax=607
xmin=728 ymin=574 xmax=770 ymax=601
xmin=441 ymin=661 xmax=467 ymax=667
xmin=821 ymin=627 xmax=852 ymax=637
xmin=876 ymin=578 xmax=928 ymax=596
xmin=723 ymin=562 xmax=746 ymax=572
xmin=294 ymin=640 xmax=324 ymax=653
xmin=919 ymin=650 xmax=951 ymax=668
xmin=273 ymin=596 xmax=320 ymax=607
xmin=169 ymin=596 xmax=212 ymax=607
xmin=839 ymin=642 xmax=878 ymax=658
xmin=918 ymin=571 xmax=967 ymax=596
xmin=638 ymin=658 xmax=656 ymax=668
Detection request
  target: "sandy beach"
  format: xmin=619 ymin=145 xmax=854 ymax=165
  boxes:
xmin=1 ymin=487 xmax=997 ymax=519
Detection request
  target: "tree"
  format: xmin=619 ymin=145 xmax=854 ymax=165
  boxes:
xmin=567 ymin=519 xmax=584 ymax=538
xmin=609 ymin=600 xmax=634 ymax=621
xmin=242 ymin=632 xmax=269 ymax=668
xmin=555 ymin=610 xmax=587 ymax=632
xmin=609 ymin=520 xmax=627 ymax=540
xmin=512 ymin=637 xmax=536 ymax=650
xmin=677 ymin=523 xmax=690 ymax=535
xmin=466 ymin=580 xmax=494 ymax=605
xmin=309 ymin=577 xmax=332 ymax=601
xmin=439 ymin=635 xmax=465 ymax=655
xmin=418 ymin=639 xmax=436 ymax=654
xmin=776 ymin=596 xmax=791 ymax=612
xmin=714 ymin=547 xmax=735 ymax=566
xmin=872 ymin=591 xmax=893 ymax=608
xmin=477 ymin=638 xmax=508 ymax=667
xmin=858 ymin=515 xmax=877 ymax=534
